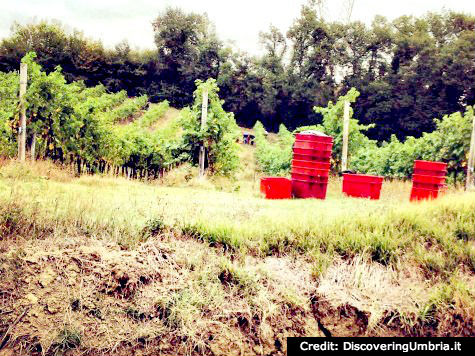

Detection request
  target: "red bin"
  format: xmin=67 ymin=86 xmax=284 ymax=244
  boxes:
xmin=291 ymin=179 xmax=328 ymax=199
xmin=260 ymin=177 xmax=291 ymax=199
xmin=410 ymin=187 xmax=441 ymax=201
xmin=412 ymin=174 xmax=446 ymax=185
xmin=413 ymin=161 xmax=447 ymax=177
xmin=293 ymin=140 xmax=333 ymax=151
xmin=292 ymin=153 xmax=330 ymax=163
xmin=292 ymin=148 xmax=332 ymax=160
xmin=291 ymin=160 xmax=331 ymax=170
xmin=291 ymin=173 xmax=328 ymax=183
xmin=291 ymin=165 xmax=330 ymax=178
xmin=342 ymin=174 xmax=384 ymax=200
xmin=414 ymin=160 xmax=447 ymax=172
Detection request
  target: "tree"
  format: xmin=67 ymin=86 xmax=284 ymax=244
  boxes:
xmin=152 ymin=8 xmax=224 ymax=107
xmin=180 ymin=79 xmax=239 ymax=175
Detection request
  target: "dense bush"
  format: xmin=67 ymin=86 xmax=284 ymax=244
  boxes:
xmin=253 ymin=122 xmax=294 ymax=176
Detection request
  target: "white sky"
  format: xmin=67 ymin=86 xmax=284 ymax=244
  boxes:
xmin=1 ymin=0 xmax=474 ymax=55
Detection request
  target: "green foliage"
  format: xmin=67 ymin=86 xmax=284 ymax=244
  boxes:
xmin=0 ymin=71 xmax=18 ymax=155
xmin=352 ymin=106 xmax=475 ymax=181
xmin=106 ymin=101 xmax=183 ymax=175
xmin=0 ymin=53 xmax=185 ymax=177
xmin=50 ymin=327 xmax=81 ymax=355
xmin=101 ymin=95 xmax=148 ymax=124
xmin=254 ymin=87 xmax=473 ymax=183
xmin=254 ymin=88 xmax=374 ymax=174
xmin=312 ymin=88 xmax=375 ymax=170
xmin=254 ymin=122 xmax=294 ymax=176
xmin=2 ymin=50 xmax=472 ymax=183
xmin=180 ymin=78 xmax=239 ymax=175
xmin=152 ymin=8 xmax=223 ymax=107
xmin=134 ymin=101 xmax=170 ymax=128
xmin=1 ymin=12 xmax=474 ymax=141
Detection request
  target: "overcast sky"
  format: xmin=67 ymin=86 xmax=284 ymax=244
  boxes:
xmin=1 ymin=0 xmax=475 ymax=55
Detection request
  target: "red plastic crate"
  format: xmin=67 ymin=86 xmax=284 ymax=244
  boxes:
xmin=291 ymin=160 xmax=331 ymax=170
xmin=260 ymin=177 xmax=268 ymax=194
xmin=291 ymin=179 xmax=328 ymax=199
xmin=410 ymin=187 xmax=440 ymax=201
xmin=413 ymin=168 xmax=447 ymax=177
xmin=412 ymin=174 xmax=446 ymax=185
xmin=293 ymin=148 xmax=332 ymax=159
xmin=291 ymin=165 xmax=330 ymax=178
xmin=414 ymin=160 xmax=447 ymax=172
xmin=291 ymin=173 xmax=328 ymax=183
xmin=260 ymin=177 xmax=291 ymax=199
xmin=342 ymin=174 xmax=384 ymax=200
xmin=295 ymin=133 xmax=333 ymax=143
xmin=294 ymin=140 xmax=333 ymax=151
xmin=292 ymin=153 xmax=331 ymax=163
xmin=412 ymin=181 xmax=445 ymax=190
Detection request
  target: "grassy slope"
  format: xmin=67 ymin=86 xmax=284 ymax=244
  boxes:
xmin=150 ymin=107 xmax=180 ymax=131
xmin=1 ymin=151 xmax=475 ymax=354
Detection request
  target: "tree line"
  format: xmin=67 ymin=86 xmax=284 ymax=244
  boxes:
xmin=1 ymin=3 xmax=474 ymax=142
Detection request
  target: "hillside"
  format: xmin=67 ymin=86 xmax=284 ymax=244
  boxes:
xmin=0 ymin=160 xmax=474 ymax=355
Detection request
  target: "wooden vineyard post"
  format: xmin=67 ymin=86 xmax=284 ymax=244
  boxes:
xmin=18 ymin=62 xmax=27 ymax=161
xmin=31 ymin=133 xmax=36 ymax=161
xmin=341 ymin=100 xmax=350 ymax=172
xmin=466 ymin=112 xmax=475 ymax=190
xmin=199 ymin=88 xmax=208 ymax=178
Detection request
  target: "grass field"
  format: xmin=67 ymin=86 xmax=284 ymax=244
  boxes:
xmin=1 ymin=157 xmax=475 ymax=355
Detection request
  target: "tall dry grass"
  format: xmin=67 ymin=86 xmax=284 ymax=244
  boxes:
xmin=1 ymin=159 xmax=474 ymax=348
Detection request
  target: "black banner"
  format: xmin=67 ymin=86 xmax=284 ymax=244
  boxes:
xmin=287 ymin=337 xmax=475 ymax=355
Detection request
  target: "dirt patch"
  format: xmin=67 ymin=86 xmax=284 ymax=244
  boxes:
xmin=0 ymin=234 xmax=319 ymax=355
xmin=311 ymin=297 xmax=369 ymax=336
xmin=312 ymin=257 xmax=475 ymax=337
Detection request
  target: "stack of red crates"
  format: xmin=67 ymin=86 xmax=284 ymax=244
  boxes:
xmin=291 ymin=131 xmax=333 ymax=199
xmin=410 ymin=160 xmax=447 ymax=201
